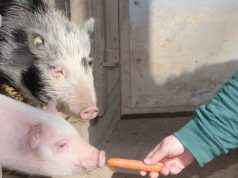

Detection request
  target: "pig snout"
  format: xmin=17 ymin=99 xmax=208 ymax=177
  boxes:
xmin=79 ymin=106 xmax=99 ymax=120
xmin=98 ymin=150 xmax=106 ymax=168
xmin=79 ymin=150 xmax=105 ymax=170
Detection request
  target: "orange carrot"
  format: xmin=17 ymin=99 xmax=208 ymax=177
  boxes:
xmin=107 ymin=158 xmax=163 ymax=172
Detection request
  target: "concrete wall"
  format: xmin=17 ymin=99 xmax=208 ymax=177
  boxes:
xmin=121 ymin=0 xmax=238 ymax=114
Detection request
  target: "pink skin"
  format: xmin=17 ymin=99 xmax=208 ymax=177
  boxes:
xmin=98 ymin=150 xmax=106 ymax=168
xmin=0 ymin=94 xmax=105 ymax=176
xmin=78 ymin=150 xmax=106 ymax=170
xmin=45 ymin=102 xmax=99 ymax=120
xmin=140 ymin=135 xmax=194 ymax=178
xmin=79 ymin=106 xmax=99 ymax=120
xmin=51 ymin=65 xmax=67 ymax=79
xmin=28 ymin=124 xmax=106 ymax=175
xmin=44 ymin=101 xmax=99 ymax=121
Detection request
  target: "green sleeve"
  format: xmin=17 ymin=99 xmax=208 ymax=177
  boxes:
xmin=175 ymin=72 xmax=238 ymax=166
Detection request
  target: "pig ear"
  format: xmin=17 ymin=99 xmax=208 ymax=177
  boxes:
xmin=83 ymin=17 xmax=95 ymax=37
xmin=28 ymin=30 xmax=45 ymax=48
xmin=28 ymin=124 xmax=43 ymax=149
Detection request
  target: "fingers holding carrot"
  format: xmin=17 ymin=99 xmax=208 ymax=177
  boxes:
xmin=140 ymin=135 xmax=195 ymax=178
xmin=107 ymin=135 xmax=194 ymax=178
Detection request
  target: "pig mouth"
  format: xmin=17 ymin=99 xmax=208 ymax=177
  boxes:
xmin=74 ymin=150 xmax=106 ymax=171
xmin=73 ymin=164 xmax=94 ymax=173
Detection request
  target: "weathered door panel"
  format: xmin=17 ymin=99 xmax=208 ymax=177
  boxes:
xmin=121 ymin=0 xmax=238 ymax=114
xmin=70 ymin=0 xmax=120 ymax=146
xmin=88 ymin=0 xmax=120 ymax=147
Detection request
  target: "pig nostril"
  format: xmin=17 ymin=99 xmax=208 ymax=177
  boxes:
xmin=83 ymin=108 xmax=98 ymax=115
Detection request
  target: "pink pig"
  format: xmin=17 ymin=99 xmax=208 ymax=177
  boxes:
xmin=0 ymin=94 xmax=105 ymax=177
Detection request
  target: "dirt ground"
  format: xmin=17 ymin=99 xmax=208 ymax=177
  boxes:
xmin=105 ymin=117 xmax=238 ymax=178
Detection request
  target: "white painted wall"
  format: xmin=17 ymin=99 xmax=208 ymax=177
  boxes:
xmin=121 ymin=0 xmax=238 ymax=114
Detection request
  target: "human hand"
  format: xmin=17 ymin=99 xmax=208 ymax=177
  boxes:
xmin=140 ymin=135 xmax=195 ymax=178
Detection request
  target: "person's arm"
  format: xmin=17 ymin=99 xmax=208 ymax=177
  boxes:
xmin=141 ymin=71 xmax=238 ymax=178
xmin=175 ymin=71 xmax=238 ymax=166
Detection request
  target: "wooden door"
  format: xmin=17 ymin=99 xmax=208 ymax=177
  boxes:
xmin=70 ymin=0 xmax=121 ymax=146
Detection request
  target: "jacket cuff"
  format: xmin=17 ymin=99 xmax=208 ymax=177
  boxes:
xmin=174 ymin=118 xmax=222 ymax=166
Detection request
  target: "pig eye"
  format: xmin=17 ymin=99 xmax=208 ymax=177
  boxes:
xmin=54 ymin=141 xmax=69 ymax=154
xmin=33 ymin=35 xmax=44 ymax=47
xmin=82 ymin=57 xmax=94 ymax=69
xmin=58 ymin=142 xmax=67 ymax=148
xmin=88 ymin=58 xmax=94 ymax=67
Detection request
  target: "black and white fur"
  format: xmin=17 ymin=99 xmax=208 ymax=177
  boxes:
xmin=0 ymin=0 xmax=97 ymax=117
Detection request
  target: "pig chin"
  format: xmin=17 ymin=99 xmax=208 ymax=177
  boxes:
xmin=70 ymin=166 xmax=87 ymax=176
